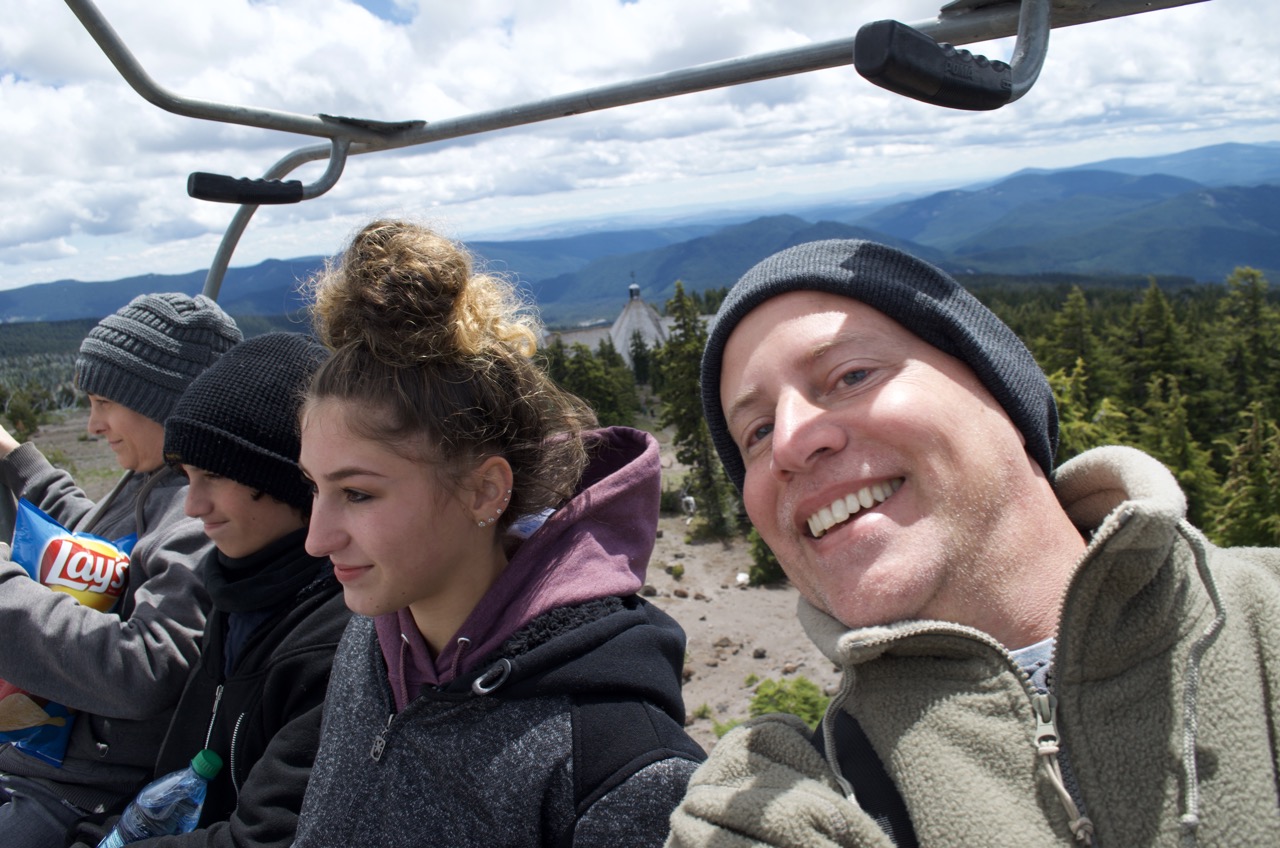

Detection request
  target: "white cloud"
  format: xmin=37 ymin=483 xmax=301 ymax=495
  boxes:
xmin=1 ymin=0 xmax=1276 ymax=292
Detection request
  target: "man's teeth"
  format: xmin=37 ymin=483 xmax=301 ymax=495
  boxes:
xmin=807 ymin=478 xmax=904 ymax=538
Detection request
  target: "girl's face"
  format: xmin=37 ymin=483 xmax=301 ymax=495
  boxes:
xmin=299 ymin=399 xmax=506 ymax=647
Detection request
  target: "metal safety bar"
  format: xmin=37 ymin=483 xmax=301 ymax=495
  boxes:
xmin=62 ymin=0 xmax=1209 ymax=298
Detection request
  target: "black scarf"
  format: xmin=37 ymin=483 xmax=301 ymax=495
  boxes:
xmin=203 ymin=527 xmax=326 ymax=613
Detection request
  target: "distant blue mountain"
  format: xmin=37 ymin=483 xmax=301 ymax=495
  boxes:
xmin=2 ymin=141 xmax=1278 ymax=328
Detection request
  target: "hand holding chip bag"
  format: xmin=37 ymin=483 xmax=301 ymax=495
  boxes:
xmin=0 ymin=498 xmax=136 ymax=765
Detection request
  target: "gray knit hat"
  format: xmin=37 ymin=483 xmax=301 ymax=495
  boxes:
xmin=701 ymin=239 xmax=1058 ymax=490
xmin=76 ymin=293 xmax=243 ymax=424
xmin=164 ymin=332 xmax=329 ymax=510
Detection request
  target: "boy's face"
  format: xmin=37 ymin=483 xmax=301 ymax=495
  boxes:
xmin=180 ymin=466 xmax=306 ymax=558
xmin=86 ymin=395 xmax=165 ymax=473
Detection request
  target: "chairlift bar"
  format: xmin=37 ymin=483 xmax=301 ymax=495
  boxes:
xmin=65 ymin=0 xmax=1206 ymax=151
xmin=60 ymin=0 xmax=1208 ymax=298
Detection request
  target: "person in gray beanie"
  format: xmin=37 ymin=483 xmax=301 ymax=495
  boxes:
xmin=668 ymin=239 xmax=1280 ymax=848
xmin=0 ymin=293 xmax=240 ymax=847
xmin=65 ymin=331 xmax=351 ymax=848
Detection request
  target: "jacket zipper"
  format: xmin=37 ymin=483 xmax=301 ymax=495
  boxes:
xmin=370 ymin=713 xmax=394 ymax=762
xmin=230 ymin=711 xmax=246 ymax=797
xmin=1031 ymin=692 xmax=1094 ymax=845
xmin=203 ymin=684 xmax=224 ymax=749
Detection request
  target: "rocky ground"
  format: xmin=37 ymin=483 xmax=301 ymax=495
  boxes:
xmin=19 ymin=409 xmax=838 ymax=753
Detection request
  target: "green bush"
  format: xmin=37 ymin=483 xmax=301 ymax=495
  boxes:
xmin=712 ymin=718 xmax=740 ymax=738
xmin=749 ymin=675 xmax=829 ymax=728
xmin=747 ymin=527 xmax=785 ymax=585
xmin=711 ymin=675 xmax=831 ymax=739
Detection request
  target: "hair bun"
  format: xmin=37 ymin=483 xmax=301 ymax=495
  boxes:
xmin=309 ymin=220 xmax=541 ymax=366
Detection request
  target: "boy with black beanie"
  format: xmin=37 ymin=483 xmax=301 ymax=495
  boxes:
xmin=70 ymin=331 xmax=350 ymax=848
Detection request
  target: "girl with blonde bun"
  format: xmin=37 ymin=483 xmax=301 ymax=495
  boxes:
xmin=292 ymin=220 xmax=703 ymax=848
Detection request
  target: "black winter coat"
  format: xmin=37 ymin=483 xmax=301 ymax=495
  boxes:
xmin=70 ymin=544 xmax=350 ymax=848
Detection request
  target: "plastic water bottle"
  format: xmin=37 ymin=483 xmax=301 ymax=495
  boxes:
xmin=97 ymin=749 xmax=223 ymax=847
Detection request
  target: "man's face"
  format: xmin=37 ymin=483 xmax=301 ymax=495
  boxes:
xmin=720 ymin=291 xmax=1039 ymax=630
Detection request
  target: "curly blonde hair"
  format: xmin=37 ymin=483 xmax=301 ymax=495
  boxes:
xmin=304 ymin=220 xmax=597 ymax=522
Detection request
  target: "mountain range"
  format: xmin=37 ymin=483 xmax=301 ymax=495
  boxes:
xmin=2 ymin=141 xmax=1277 ymax=329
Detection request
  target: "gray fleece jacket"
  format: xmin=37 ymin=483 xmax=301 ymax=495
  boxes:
xmin=0 ymin=442 xmax=212 ymax=813
xmin=668 ymin=445 xmax=1280 ymax=848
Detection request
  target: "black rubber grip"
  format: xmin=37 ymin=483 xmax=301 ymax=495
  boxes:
xmin=187 ymin=172 xmax=306 ymax=204
xmin=854 ymin=19 xmax=1012 ymax=111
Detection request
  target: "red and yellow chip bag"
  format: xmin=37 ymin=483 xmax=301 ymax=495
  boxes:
xmin=1 ymin=498 xmax=136 ymax=765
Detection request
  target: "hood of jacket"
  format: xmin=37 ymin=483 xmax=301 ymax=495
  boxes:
xmin=378 ymin=425 xmax=661 ymax=697
xmin=457 ymin=594 xmax=690 ymax=723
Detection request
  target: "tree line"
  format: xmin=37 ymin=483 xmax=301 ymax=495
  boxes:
xmin=5 ymin=270 xmax=1279 ymax=550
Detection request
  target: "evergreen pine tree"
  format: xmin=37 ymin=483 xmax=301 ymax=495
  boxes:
xmin=1133 ymin=375 xmax=1220 ymax=528
xmin=542 ymin=335 xmax=569 ymax=385
xmin=1219 ymin=267 xmax=1278 ymax=417
xmin=629 ymin=330 xmax=653 ymax=385
xmin=1213 ymin=402 xmax=1280 ymax=546
xmin=658 ymin=281 xmax=736 ymax=539
xmin=1047 ymin=357 xmax=1130 ymax=464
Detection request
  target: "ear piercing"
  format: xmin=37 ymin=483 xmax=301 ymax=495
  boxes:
xmin=478 ymin=490 xmax=513 ymax=527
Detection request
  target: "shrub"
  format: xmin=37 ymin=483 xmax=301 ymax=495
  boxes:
xmin=712 ymin=718 xmax=741 ymax=738
xmin=747 ymin=527 xmax=785 ymax=585
xmin=749 ymin=675 xmax=829 ymax=728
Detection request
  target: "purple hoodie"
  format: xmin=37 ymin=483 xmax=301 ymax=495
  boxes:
xmin=375 ymin=426 xmax=660 ymax=710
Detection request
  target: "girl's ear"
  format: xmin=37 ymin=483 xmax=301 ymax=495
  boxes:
xmin=469 ymin=455 xmax=514 ymax=528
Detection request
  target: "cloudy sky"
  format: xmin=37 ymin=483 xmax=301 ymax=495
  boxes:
xmin=2 ymin=0 xmax=1276 ymax=292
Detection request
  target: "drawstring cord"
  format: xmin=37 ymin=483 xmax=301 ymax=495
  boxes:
xmin=1175 ymin=520 xmax=1227 ymax=848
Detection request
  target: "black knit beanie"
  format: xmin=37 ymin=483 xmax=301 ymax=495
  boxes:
xmin=164 ymin=332 xmax=329 ymax=510
xmin=76 ymin=292 xmax=243 ymax=424
xmin=700 ymin=239 xmax=1058 ymax=491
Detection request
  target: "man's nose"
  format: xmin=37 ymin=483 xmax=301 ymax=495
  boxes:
xmin=769 ymin=390 xmax=845 ymax=479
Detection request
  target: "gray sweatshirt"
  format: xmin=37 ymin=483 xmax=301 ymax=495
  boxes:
xmin=0 ymin=442 xmax=213 ymax=813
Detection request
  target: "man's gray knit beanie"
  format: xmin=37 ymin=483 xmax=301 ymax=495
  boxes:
xmin=77 ymin=292 xmax=243 ymax=425
xmin=700 ymin=239 xmax=1058 ymax=491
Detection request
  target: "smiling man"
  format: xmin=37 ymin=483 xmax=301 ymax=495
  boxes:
xmin=667 ymin=240 xmax=1280 ymax=848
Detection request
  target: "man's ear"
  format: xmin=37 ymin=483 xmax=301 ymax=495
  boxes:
xmin=469 ymin=455 xmax=514 ymax=527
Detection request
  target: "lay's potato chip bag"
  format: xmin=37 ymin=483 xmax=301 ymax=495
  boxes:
xmin=1 ymin=499 xmax=136 ymax=766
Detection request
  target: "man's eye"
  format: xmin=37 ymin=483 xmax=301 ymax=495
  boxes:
xmin=841 ymin=369 xmax=869 ymax=386
xmin=746 ymin=423 xmax=773 ymax=447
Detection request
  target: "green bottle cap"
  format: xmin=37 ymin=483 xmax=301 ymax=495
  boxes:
xmin=190 ymin=749 xmax=223 ymax=780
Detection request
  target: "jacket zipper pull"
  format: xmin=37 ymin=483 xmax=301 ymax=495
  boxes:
xmin=1031 ymin=693 xmax=1094 ymax=845
xmin=203 ymin=684 xmax=224 ymax=749
xmin=370 ymin=713 xmax=393 ymax=762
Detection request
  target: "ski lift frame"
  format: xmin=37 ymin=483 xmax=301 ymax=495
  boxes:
xmin=63 ymin=0 xmax=1209 ymax=300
